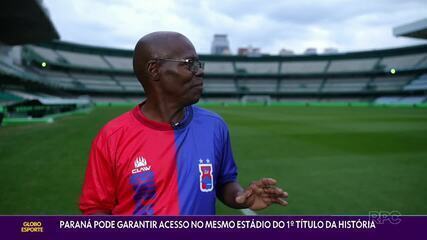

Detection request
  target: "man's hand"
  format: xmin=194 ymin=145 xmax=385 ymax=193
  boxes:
xmin=235 ymin=178 xmax=288 ymax=211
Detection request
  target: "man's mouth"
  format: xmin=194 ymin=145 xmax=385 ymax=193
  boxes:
xmin=192 ymin=81 xmax=203 ymax=88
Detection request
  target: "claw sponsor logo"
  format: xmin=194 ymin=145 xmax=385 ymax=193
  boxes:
xmin=132 ymin=156 xmax=151 ymax=174
xmin=21 ymin=221 xmax=43 ymax=233
xmin=130 ymin=156 xmax=156 ymax=214
xmin=199 ymin=159 xmax=214 ymax=192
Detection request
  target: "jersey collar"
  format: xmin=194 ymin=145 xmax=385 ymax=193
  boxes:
xmin=132 ymin=102 xmax=193 ymax=131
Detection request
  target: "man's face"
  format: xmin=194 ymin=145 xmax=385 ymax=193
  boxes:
xmin=157 ymin=38 xmax=204 ymax=106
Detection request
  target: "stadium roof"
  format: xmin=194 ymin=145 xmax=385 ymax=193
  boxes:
xmin=393 ymin=18 xmax=427 ymax=40
xmin=0 ymin=0 xmax=59 ymax=45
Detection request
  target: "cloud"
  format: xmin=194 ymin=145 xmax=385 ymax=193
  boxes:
xmin=44 ymin=0 xmax=427 ymax=54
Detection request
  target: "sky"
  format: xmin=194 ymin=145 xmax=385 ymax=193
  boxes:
xmin=43 ymin=0 xmax=427 ymax=55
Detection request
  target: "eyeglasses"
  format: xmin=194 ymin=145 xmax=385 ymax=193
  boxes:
xmin=154 ymin=58 xmax=205 ymax=74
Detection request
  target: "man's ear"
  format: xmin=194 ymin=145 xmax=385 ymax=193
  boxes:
xmin=146 ymin=60 xmax=160 ymax=81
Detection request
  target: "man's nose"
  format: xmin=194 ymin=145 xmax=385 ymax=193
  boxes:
xmin=194 ymin=67 xmax=204 ymax=77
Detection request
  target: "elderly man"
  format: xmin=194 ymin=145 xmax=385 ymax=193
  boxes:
xmin=80 ymin=31 xmax=288 ymax=215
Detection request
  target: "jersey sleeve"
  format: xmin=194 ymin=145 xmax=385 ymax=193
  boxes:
xmin=217 ymin=122 xmax=238 ymax=186
xmin=79 ymin=130 xmax=116 ymax=215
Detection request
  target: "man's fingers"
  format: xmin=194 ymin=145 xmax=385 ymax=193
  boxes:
xmin=244 ymin=178 xmax=289 ymax=208
xmin=272 ymin=198 xmax=288 ymax=206
xmin=261 ymin=192 xmax=287 ymax=200
xmin=258 ymin=195 xmax=288 ymax=207
xmin=252 ymin=178 xmax=277 ymax=188
xmin=250 ymin=183 xmax=264 ymax=194
xmin=262 ymin=186 xmax=289 ymax=206
xmin=235 ymin=193 xmax=246 ymax=204
xmin=263 ymin=187 xmax=288 ymax=198
xmin=246 ymin=188 xmax=253 ymax=197
xmin=236 ymin=189 xmax=252 ymax=204
xmin=249 ymin=178 xmax=278 ymax=196
xmin=261 ymin=178 xmax=277 ymax=186
xmin=262 ymin=197 xmax=273 ymax=205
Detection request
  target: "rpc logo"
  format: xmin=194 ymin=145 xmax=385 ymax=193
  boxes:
xmin=369 ymin=211 xmax=401 ymax=224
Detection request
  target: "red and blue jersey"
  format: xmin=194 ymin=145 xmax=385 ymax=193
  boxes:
xmin=79 ymin=103 xmax=238 ymax=215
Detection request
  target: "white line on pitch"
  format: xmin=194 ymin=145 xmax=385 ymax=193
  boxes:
xmin=240 ymin=208 xmax=257 ymax=215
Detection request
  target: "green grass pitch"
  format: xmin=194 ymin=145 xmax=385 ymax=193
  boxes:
xmin=0 ymin=105 xmax=426 ymax=215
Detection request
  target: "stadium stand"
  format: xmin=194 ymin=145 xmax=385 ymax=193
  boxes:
xmin=399 ymin=96 xmax=427 ymax=104
xmin=70 ymin=73 xmax=121 ymax=91
xmin=56 ymin=50 xmax=110 ymax=68
xmin=379 ymin=53 xmax=427 ymax=71
xmin=280 ymin=79 xmax=323 ymax=93
xmin=204 ymin=62 xmax=234 ymax=74
xmin=104 ymin=56 xmax=133 ymax=71
xmin=321 ymin=78 xmax=370 ymax=92
xmin=0 ymin=91 xmax=23 ymax=104
xmin=404 ymin=74 xmax=427 ymax=91
xmin=1 ymin=40 xmax=426 ymax=104
xmin=281 ymin=60 xmax=328 ymax=74
xmin=113 ymin=76 xmax=142 ymax=92
xmin=29 ymin=68 xmax=77 ymax=89
xmin=203 ymin=78 xmax=237 ymax=93
xmin=370 ymin=75 xmax=415 ymax=91
xmin=0 ymin=1 xmax=426 ymax=110
xmin=237 ymin=79 xmax=277 ymax=93
xmin=235 ymin=62 xmax=279 ymax=74
xmin=327 ymin=58 xmax=378 ymax=73
xmin=30 ymin=46 xmax=64 ymax=63
xmin=374 ymin=96 xmax=426 ymax=105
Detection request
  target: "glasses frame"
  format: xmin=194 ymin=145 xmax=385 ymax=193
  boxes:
xmin=153 ymin=58 xmax=205 ymax=74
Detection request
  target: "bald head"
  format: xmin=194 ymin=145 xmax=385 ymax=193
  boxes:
xmin=133 ymin=31 xmax=194 ymax=89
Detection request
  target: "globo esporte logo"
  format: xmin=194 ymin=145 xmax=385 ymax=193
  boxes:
xmin=21 ymin=221 xmax=43 ymax=232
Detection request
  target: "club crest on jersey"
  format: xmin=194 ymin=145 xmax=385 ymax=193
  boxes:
xmin=132 ymin=156 xmax=151 ymax=174
xmin=199 ymin=159 xmax=214 ymax=192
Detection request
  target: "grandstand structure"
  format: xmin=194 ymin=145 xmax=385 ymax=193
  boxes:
xmin=0 ymin=1 xmax=426 ymax=106
xmin=1 ymin=40 xmax=426 ymax=104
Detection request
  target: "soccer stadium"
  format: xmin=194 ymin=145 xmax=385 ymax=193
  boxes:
xmin=1 ymin=1 xmax=427 ymax=215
